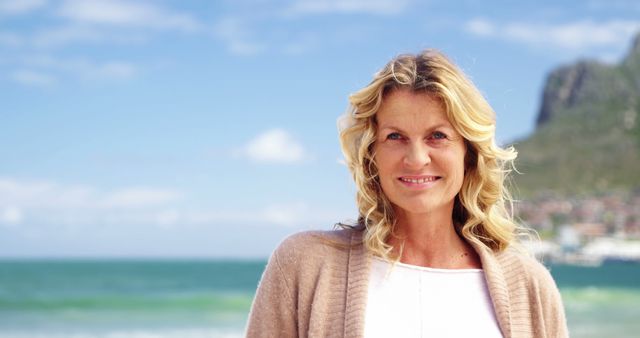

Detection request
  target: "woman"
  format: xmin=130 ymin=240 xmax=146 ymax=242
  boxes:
xmin=245 ymin=50 xmax=568 ymax=338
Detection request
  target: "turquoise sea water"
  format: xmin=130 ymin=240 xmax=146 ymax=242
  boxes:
xmin=0 ymin=260 xmax=260 ymax=338
xmin=550 ymin=263 xmax=640 ymax=338
xmin=0 ymin=260 xmax=638 ymax=337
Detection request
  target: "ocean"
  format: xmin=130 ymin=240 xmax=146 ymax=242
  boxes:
xmin=0 ymin=259 xmax=638 ymax=338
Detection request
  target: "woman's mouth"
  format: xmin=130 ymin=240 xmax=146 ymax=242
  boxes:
xmin=398 ymin=175 xmax=441 ymax=187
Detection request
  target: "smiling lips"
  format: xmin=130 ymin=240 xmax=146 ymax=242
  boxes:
xmin=398 ymin=175 xmax=441 ymax=187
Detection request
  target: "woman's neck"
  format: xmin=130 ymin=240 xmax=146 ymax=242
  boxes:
xmin=388 ymin=209 xmax=481 ymax=269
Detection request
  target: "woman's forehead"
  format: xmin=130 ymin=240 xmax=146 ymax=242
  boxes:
xmin=376 ymin=90 xmax=453 ymax=129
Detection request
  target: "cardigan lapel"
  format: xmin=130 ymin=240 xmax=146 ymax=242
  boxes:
xmin=343 ymin=230 xmax=370 ymax=338
xmin=471 ymin=241 xmax=512 ymax=338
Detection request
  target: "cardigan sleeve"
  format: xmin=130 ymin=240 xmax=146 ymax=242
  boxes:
xmin=527 ymin=260 xmax=570 ymax=338
xmin=495 ymin=246 xmax=571 ymax=338
xmin=245 ymin=243 xmax=298 ymax=338
xmin=539 ymin=270 xmax=569 ymax=338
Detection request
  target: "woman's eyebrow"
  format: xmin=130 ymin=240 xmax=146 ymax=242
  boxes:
xmin=378 ymin=125 xmax=406 ymax=132
xmin=378 ymin=122 xmax=453 ymax=131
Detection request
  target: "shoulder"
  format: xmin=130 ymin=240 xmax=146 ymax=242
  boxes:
xmin=273 ymin=229 xmax=353 ymax=257
xmin=270 ymin=228 xmax=357 ymax=273
xmin=494 ymin=246 xmax=560 ymax=293
xmin=261 ymin=228 xmax=359 ymax=300
xmin=276 ymin=228 xmax=354 ymax=252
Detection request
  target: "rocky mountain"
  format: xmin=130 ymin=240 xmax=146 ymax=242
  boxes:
xmin=512 ymin=32 xmax=640 ymax=196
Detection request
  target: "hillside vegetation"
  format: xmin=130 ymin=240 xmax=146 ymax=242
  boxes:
xmin=512 ymin=32 xmax=640 ymax=197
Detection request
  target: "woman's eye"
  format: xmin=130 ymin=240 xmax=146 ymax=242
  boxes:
xmin=387 ymin=132 xmax=403 ymax=140
xmin=431 ymin=131 xmax=447 ymax=140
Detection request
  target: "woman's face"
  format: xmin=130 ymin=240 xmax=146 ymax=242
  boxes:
xmin=373 ymin=89 xmax=466 ymax=217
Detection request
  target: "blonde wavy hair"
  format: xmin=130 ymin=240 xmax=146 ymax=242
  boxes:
xmin=338 ymin=50 xmax=519 ymax=259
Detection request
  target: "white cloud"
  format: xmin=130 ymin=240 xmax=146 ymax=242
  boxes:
xmin=0 ymin=206 xmax=23 ymax=226
xmin=212 ymin=5 xmax=386 ymax=56
xmin=0 ymin=178 xmax=56 ymax=204
xmin=168 ymin=203 xmax=302 ymax=227
xmin=465 ymin=18 xmax=640 ymax=52
xmin=0 ymin=177 xmax=182 ymax=210
xmin=0 ymin=0 xmax=47 ymax=15
xmin=0 ymin=177 xmax=188 ymax=230
xmin=213 ymin=17 xmax=266 ymax=56
xmin=28 ymin=1 xmax=195 ymax=48
xmin=212 ymin=17 xmax=324 ymax=56
xmin=465 ymin=18 xmax=495 ymax=37
xmin=239 ymin=128 xmax=307 ymax=164
xmin=179 ymin=202 xmax=328 ymax=227
xmin=92 ymin=61 xmax=136 ymax=78
xmin=0 ymin=177 xmax=346 ymax=232
xmin=262 ymin=202 xmax=308 ymax=227
xmin=11 ymin=69 xmax=56 ymax=86
xmin=228 ymin=40 xmax=266 ymax=56
xmin=284 ymin=0 xmax=411 ymax=16
xmin=0 ymin=29 xmax=142 ymax=84
xmin=57 ymin=0 xmax=202 ymax=32
xmin=587 ymin=0 xmax=640 ymax=12
xmin=101 ymin=188 xmax=182 ymax=208
xmin=33 ymin=25 xmax=111 ymax=47
xmin=20 ymin=54 xmax=137 ymax=81
xmin=154 ymin=209 xmax=180 ymax=228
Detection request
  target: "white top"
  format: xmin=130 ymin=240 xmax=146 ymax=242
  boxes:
xmin=364 ymin=256 xmax=504 ymax=338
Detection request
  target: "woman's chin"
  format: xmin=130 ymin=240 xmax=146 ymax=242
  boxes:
xmin=392 ymin=199 xmax=452 ymax=216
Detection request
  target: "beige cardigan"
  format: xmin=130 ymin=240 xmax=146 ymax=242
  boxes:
xmin=245 ymin=229 xmax=569 ymax=338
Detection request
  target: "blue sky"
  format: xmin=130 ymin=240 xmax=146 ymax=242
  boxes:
xmin=1 ymin=0 xmax=639 ymax=258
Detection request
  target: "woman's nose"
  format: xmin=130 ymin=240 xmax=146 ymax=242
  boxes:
xmin=403 ymin=142 xmax=431 ymax=168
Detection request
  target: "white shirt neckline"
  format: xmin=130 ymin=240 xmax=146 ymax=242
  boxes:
xmin=372 ymin=255 xmax=483 ymax=273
